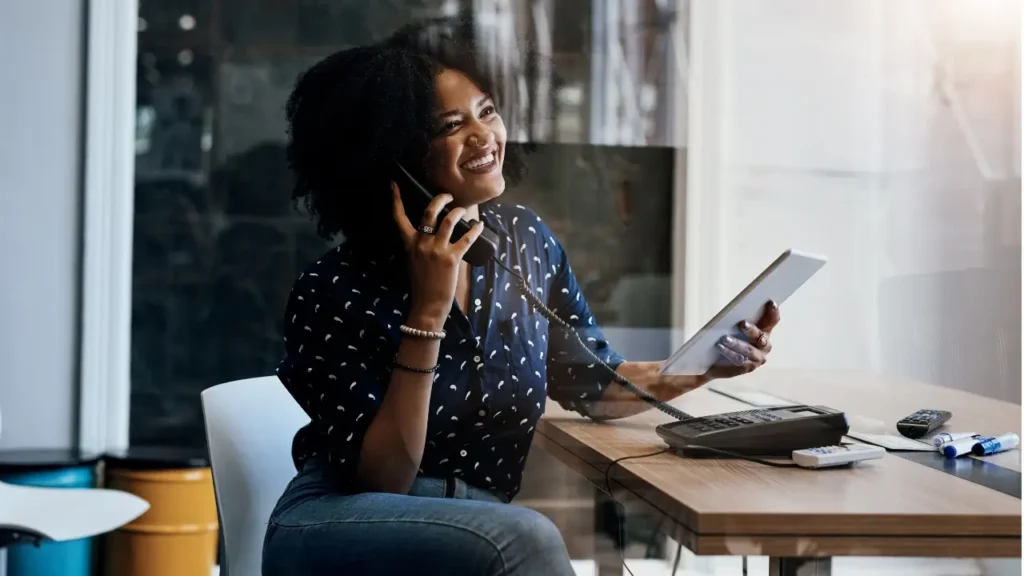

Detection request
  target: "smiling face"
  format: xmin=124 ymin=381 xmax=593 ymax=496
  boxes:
xmin=424 ymin=68 xmax=507 ymax=208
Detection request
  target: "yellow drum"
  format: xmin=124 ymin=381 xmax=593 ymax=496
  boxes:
xmin=102 ymin=448 xmax=218 ymax=576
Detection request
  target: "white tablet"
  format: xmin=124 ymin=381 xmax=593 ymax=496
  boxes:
xmin=659 ymin=249 xmax=827 ymax=376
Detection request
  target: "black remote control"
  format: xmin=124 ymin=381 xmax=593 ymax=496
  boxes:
xmin=896 ymin=409 xmax=952 ymax=439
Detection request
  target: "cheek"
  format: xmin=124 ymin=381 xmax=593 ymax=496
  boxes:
xmin=429 ymin=142 xmax=461 ymax=173
xmin=424 ymin=143 xmax=458 ymax=184
xmin=492 ymin=118 xmax=508 ymax=147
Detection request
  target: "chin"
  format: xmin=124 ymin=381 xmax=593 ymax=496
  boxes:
xmin=451 ymin=172 xmax=505 ymax=206
xmin=458 ymin=185 xmax=503 ymax=207
xmin=479 ymin=174 xmax=507 ymax=202
xmin=484 ymin=176 xmax=506 ymax=200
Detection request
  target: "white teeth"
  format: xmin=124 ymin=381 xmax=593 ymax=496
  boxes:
xmin=463 ymin=153 xmax=494 ymax=170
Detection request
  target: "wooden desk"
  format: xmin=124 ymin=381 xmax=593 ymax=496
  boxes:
xmin=535 ymin=368 xmax=1021 ymax=575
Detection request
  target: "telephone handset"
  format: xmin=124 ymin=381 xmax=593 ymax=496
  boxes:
xmin=393 ymin=162 xmax=500 ymax=267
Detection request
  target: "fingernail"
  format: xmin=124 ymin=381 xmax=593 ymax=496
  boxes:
xmin=739 ymin=320 xmax=751 ymax=330
xmin=721 ymin=336 xmax=735 ymax=346
xmin=768 ymin=300 xmax=778 ymax=310
xmin=715 ymin=342 xmax=727 ymax=352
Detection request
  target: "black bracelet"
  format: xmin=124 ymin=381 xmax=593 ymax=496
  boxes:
xmin=392 ymin=355 xmax=439 ymax=374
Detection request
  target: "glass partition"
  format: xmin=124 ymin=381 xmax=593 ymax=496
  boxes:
xmin=126 ymin=1 xmax=1019 ymax=574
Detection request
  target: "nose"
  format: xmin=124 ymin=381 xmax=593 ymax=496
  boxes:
xmin=465 ymin=120 xmax=493 ymax=148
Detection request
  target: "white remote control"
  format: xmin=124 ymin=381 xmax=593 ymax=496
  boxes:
xmin=792 ymin=444 xmax=885 ymax=468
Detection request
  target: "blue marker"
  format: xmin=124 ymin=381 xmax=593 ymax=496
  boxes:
xmin=943 ymin=436 xmax=993 ymax=458
xmin=971 ymin=433 xmax=1020 ymax=456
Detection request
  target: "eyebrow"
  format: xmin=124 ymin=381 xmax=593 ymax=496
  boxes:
xmin=437 ymin=95 xmax=494 ymax=119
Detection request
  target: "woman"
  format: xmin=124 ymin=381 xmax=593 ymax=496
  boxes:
xmin=263 ymin=30 xmax=780 ymax=576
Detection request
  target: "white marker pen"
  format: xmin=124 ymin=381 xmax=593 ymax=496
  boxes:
xmin=943 ymin=436 xmax=993 ymax=458
xmin=971 ymin=433 xmax=1020 ymax=457
xmin=931 ymin=432 xmax=979 ymax=447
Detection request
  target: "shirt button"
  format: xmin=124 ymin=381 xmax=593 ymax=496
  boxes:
xmin=473 ymin=356 xmax=481 ymax=363
xmin=474 ymin=299 xmax=481 ymax=306
xmin=460 ymin=450 xmax=468 ymax=457
xmin=478 ymin=409 xmax=486 ymax=417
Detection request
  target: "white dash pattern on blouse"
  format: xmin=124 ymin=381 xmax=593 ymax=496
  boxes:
xmin=276 ymin=202 xmax=625 ymax=501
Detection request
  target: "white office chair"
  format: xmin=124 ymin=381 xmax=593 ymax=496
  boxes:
xmin=0 ymin=407 xmax=150 ymax=548
xmin=201 ymin=376 xmax=309 ymax=576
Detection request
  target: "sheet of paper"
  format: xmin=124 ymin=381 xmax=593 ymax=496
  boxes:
xmin=845 ymin=431 xmax=935 ymax=452
xmin=707 ymin=383 xmax=797 ymax=407
xmin=0 ymin=482 xmax=149 ymax=541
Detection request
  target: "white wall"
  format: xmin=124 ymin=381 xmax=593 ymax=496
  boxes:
xmin=0 ymin=2 xmax=84 ymax=448
xmin=688 ymin=0 xmax=1021 ymax=404
xmin=684 ymin=8 xmax=1020 ymax=573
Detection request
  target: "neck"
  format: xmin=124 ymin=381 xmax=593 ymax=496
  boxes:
xmin=462 ymin=204 xmax=480 ymax=222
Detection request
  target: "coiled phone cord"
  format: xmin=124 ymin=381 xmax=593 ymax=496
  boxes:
xmin=494 ymin=260 xmax=693 ymax=421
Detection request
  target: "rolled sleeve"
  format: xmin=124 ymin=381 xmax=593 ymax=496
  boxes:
xmin=276 ymin=271 xmax=391 ymax=478
xmin=542 ymin=232 xmax=625 ymax=418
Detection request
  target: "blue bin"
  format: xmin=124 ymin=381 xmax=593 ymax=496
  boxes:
xmin=0 ymin=449 xmax=100 ymax=576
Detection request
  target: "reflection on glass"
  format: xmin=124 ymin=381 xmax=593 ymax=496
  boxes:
xmin=125 ymin=1 xmax=1020 ymax=574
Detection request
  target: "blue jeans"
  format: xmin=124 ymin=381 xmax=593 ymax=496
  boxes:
xmin=262 ymin=458 xmax=576 ymax=576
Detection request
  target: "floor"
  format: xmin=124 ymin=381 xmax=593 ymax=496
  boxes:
xmin=575 ymin=555 xmax=1003 ymax=576
xmin=210 ymin=553 xmax=1017 ymax=575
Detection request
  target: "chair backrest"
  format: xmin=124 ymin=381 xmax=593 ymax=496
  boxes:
xmin=201 ymin=376 xmax=309 ymax=576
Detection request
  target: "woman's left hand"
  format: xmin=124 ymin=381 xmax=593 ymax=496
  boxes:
xmin=704 ymin=300 xmax=780 ymax=380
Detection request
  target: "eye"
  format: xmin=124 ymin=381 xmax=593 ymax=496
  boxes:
xmin=439 ymin=119 xmax=461 ymax=135
xmin=480 ymin=105 xmax=497 ymax=118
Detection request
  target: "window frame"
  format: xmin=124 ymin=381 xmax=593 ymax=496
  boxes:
xmin=79 ymin=0 xmax=139 ymax=454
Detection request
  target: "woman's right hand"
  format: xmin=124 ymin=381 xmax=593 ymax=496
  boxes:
xmin=392 ymin=182 xmax=484 ymax=331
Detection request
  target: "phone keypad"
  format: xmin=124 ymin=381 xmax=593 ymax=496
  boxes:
xmin=897 ymin=409 xmax=951 ymax=439
xmin=682 ymin=413 xmax=765 ymax=434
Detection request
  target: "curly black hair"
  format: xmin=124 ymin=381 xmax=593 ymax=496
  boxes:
xmin=285 ymin=20 xmax=529 ymax=254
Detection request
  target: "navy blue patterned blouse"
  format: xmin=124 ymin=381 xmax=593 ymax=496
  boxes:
xmin=277 ymin=202 xmax=625 ymax=501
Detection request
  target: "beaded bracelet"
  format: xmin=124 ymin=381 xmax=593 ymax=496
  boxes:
xmin=392 ymin=355 xmax=439 ymax=374
xmin=399 ymin=324 xmax=446 ymax=340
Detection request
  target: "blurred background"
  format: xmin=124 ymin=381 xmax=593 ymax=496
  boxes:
xmin=1 ymin=0 xmax=1020 ymax=575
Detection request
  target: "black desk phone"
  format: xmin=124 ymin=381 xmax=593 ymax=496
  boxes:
xmin=656 ymin=405 xmax=850 ymax=457
xmin=393 ymin=162 xmax=499 ymax=266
